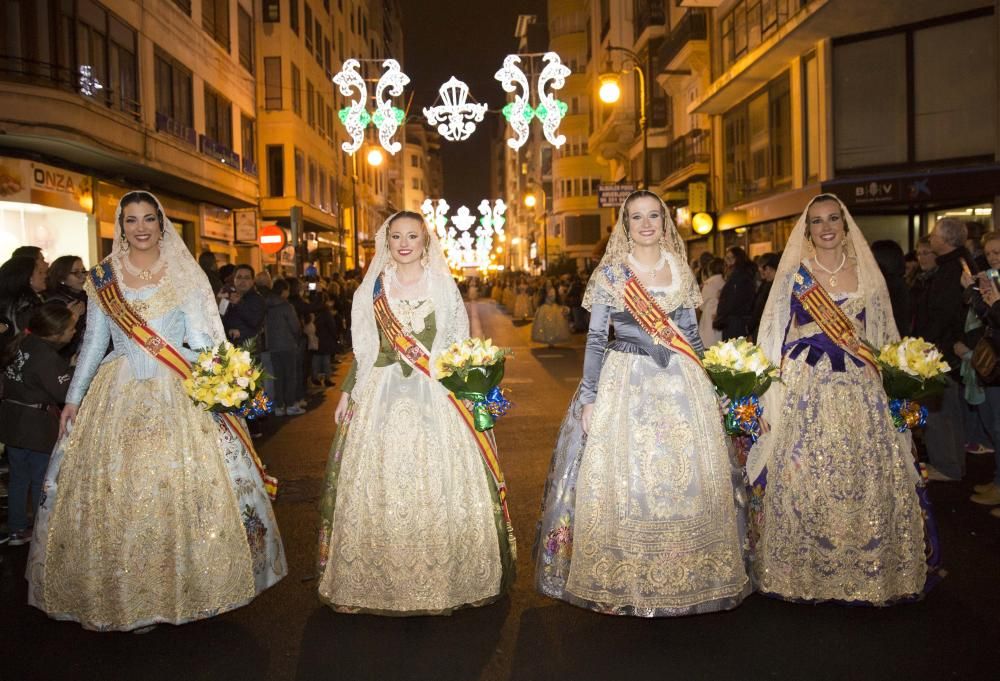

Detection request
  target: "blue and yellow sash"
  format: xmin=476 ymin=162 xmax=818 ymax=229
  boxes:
xmin=371 ymin=275 xmax=516 ymax=555
xmin=792 ymin=264 xmax=878 ymax=371
xmin=621 ymin=266 xmax=703 ymax=367
xmin=88 ymin=259 xmax=278 ymax=499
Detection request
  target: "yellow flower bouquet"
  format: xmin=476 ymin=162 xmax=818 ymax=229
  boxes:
xmin=434 ymin=338 xmax=513 ymax=431
xmin=876 ymin=337 xmax=950 ymax=431
xmin=184 ymin=341 xmax=266 ymax=413
xmin=703 ymin=337 xmax=780 ymax=441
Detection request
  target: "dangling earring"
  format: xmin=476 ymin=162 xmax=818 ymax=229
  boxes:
xmin=120 ymin=230 xmax=130 ymax=251
xmin=420 ymin=248 xmax=429 ymax=268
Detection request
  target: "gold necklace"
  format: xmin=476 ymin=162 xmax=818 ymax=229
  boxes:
xmin=120 ymin=252 xmax=165 ymax=281
xmin=813 ymin=253 xmax=847 ymax=288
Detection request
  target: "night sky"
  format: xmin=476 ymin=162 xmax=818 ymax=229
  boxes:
xmin=398 ymin=0 xmax=548 ymax=209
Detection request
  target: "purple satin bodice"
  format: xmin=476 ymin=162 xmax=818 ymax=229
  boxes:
xmin=782 ymin=294 xmax=867 ymax=372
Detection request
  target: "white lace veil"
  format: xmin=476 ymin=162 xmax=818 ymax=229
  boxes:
xmin=747 ymin=192 xmax=898 ymax=482
xmin=582 ymin=190 xmax=701 ymax=312
xmin=108 ymin=191 xmax=225 ymax=344
xmin=349 ymin=211 xmax=468 ymax=398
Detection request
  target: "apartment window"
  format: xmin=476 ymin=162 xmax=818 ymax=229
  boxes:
xmin=306 ymin=79 xmax=315 ymax=126
xmin=317 ymin=92 xmax=325 ymax=134
xmin=308 ymin=160 xmax=318 ymax=206
xmin=241 ymin=114 xmax=257 ymax=174
xmin=289 ymin=63 xmax=301 ymax=116
xmin=290 ymin=0 xmax=299 ymax=34
xmin=320 ymin=169 xmax=328 ymax=210
xmin=720 ymin=0 xmax=803 ymax=71
xmin=324 ymin=38 xmax=332 ymax=76
xmin=262 ymin=0 xmax=279 ymax=22
xmin=294 ymin=148 xmax=305 ymax=199
xmin=72 ymin=2 xmax=140 ymax=116
xmin=411 ymin=178 xmax=419 ymax=190
xmin=266 ymin=145 xmax=284 ymax=196
xmin=315 ymin=19 xmax=323 ymax=63
xmin=263 ymin=57 xmax=282 ymax=109
xmin=326 ymin=105 xmax=333 ymax=138
xmin=172 ymin=0 xmax=192 ymax=14
xmin=202 ymin=0 xmax=230 ymax=51
xmin=599 ymin=0 xmax=610 ymax=39
xmin=338 ymin=30 xmax=344 ymax=62
xmin=154 ymin=49 xmax=193 ymax=128
xmin=722 ymin=71 xmax=792 ymax=204
xmin=410 ymin=154 xmax=418 ymax=167
xmin=204 ymin=85 xmax=233 ymax=147
xmin=802 ymin=52 xmax=820 ymax=180
xmin=304 ymin=3 xmax=313 ymax=52
xmin=238 ymin=6 xmax=254 ymax=73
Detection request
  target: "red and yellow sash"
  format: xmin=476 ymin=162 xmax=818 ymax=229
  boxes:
xmin=621 ymin=267 xmax=703 ymax=367
xmin=89 ymin=260 xmax=278 ymax=499
xmin=792 ymin=264 xmax=878 ymax=371
xmin=371 ymin=275 xmax=516 ymax=555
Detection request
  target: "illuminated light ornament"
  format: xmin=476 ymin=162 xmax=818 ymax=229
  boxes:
xmin=536 ymin=52 xmax=571 ymax=147
xmin=423 ymin=77 xmax=488 ymax=142
xmin=423 ymin=199 xmax=504 ymax=271
xmin=421 ymin=198 xmax=450 ymax=239
xmin=333 ymin=59 xmax=409 ymax=155
xmin=494 ymin=52 xmax=570 ymax=150
xmin=78 ymin=65 xmax=104 ymax=97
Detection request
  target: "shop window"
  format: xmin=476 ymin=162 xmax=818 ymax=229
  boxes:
xmin=204 ymin=85 xmax=233 ymax=148
xmin=291 ymin=63 xmax=301 ymax=116
xmin=202 ymin=0 xmax=230 ymax=51
xmin=238 ymin=5 xmax=254 ymax=73
xmin=266 ymin=145 xmax=284 ymax=197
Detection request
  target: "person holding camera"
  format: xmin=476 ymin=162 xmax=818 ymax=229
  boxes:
xmin=956 ymin=231 xmax=1000 ymax=512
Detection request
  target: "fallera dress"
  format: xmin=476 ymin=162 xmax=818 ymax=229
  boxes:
xmin=27 ymin=259 xmax=286 ymax=631
xmin=750 ymin=290 xmax=935 ymax=604
xmin=317 ymin=292 xmax=515 ymax=615
xmin=531 ymin=290 xmax=571 ymax=346
xmin=535 ymin=258 xmax=751 ymax=616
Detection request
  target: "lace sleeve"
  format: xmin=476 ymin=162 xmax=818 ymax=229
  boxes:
xmin=66 ymin=297 xmax=111 ymax=405
xmin=182 ymin=281 xmax=226 ymax=355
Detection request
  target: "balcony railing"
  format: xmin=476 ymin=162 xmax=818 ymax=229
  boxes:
xmin=664 ymin=129 xmax=710 ymax=179
xmin=242 ymin=157 xmax=258 ymax=176
xmin=155 ymin=112 xmax=196 ymax=147
xmin=199 ymin=134 xmax=240 ymax=169
xmin=657 ymin=9 xmax=707 ymax=72
xmin=0 ymin=55 xmax=141 ymax=119
xmin=634 ymin=1 xmax=666 ymax=42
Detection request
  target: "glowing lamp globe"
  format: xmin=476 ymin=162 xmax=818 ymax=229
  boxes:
xmin=523 ymin=193 xmax=537 ymax=208
xmin=366 ymin=147 xmax=385 ymax=167
xmin=692 ymin=212 xmax=714 ymax=235
xmin=598 ymin=75 xmax=622 ymax=104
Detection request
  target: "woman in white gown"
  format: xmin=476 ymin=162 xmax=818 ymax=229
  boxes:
xmin=531 ymin=286 xmax=571 ymax=346
xmin=534 ymin=191 xmax=750 ymax=616
xmin=317 ymin=211 xmax=516 ymax=615
xmin=27 ymin=191 xmax=285 ymax=632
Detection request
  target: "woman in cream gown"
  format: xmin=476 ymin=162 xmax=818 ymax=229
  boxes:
xmin=317 ymin=211 xmax=515 ymax=615
xmin=27 ymin=191 xmax=285 ymax=631
xmin=534 ymin=191 xmax=750 ymax=617
xmin=749 ymin=193 xmax=937 ymax=605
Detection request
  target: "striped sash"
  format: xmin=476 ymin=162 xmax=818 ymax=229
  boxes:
xmin=371 ymin=275 xmax=516 ymax=556
xmin=791 ymin=264 xmax=878 ymax=371
xmin=88 ymin=260 xmax=278 ymax=499
xmin=621 ymin=266 xmax=703 ymax=367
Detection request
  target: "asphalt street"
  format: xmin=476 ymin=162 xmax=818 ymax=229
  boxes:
xmin=2 ymin=300 xmax=999 ymax=681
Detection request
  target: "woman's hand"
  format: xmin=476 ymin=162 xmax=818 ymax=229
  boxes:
xmin=718 ymin=395 xmax=731 ymax=416
xmin=59 ymin=404 xmax=78 ymax=439
xmin=334 ymin=392 xmax=350 ymax=425
xmin=954 ymin=341 xmax=972 ymax=358
xmin=581 ymin=402 xmax=594 ymax=434
xmin=984 ymin=284 xmax=1000 ymax=307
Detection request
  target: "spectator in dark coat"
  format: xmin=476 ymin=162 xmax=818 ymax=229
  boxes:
xmin=915 ymin=217 xmax=972 ymax=481
xmin=44 ymin=255 xmax=88 ymax=358
xmin=750 ymin=252 xmax=780 ymax=341
xmin=0 ymin=255 xmax=47 ymax=339
xmin=264 ymin=279 xmax=304 ymax=416
xmin=872 ymin=240 xmax=912 ymax=337
xmin=198 ymin=251 xmax=223 ymax=296
xmin=714 ymin=246 xmax=757 ymax=340
xmin=312 ymin=297 xmax=339 ymax=387
xmin=0 ymin=303 xmax=76 ymax=545
xmin=222 ymin=264 xmax=266 ymax=345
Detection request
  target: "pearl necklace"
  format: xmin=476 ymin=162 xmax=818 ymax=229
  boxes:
xmin=120 ymin=252 xmax=165 ymax=282
xmin=627 ymin=250 xmax=668 ymax=276
xmin=812 ymin=253 xmax=848 ymax=287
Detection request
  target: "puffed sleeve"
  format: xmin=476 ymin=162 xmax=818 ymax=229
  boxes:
xmin=66 ymin=298 xmax=111 ymax=405
xmin=579 ymin=303 xmax=612 ymax=405
xmin=671 ymin=306 xmax=705 ymax=357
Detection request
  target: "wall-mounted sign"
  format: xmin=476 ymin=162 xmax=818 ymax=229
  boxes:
xmin=0 ymin=157 xmax=93 ymax=213
xmin=201 ymin=204 xmax=233 ymax=240
xmin=598 ymin=183 xmax=637 ymax=208
xmin=234 ymin=208 xmax=259 ymax=242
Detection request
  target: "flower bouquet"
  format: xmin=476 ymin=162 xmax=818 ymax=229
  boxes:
xmin=875 ymin=337 xmax=950 ymax=432
xmin=434 ymin=337 xmax=513 ymax=431
xmin=184 ymin=340 xmax=271 ymax=418
xmin=703 ymin=337 xmax=781 ymax=441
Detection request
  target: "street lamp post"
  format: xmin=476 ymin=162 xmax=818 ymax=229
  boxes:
xmin=524 ymin=186 xmax=547 ymax=274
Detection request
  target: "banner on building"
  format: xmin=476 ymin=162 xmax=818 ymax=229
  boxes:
xmin=0 ymin=157 xmax=92 ymax=213
xmin=598 ymin=183 xmax=637 ymax=208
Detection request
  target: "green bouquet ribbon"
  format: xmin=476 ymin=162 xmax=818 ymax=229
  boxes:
xmin=440 ymin=361 xmax=506 ymax=432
